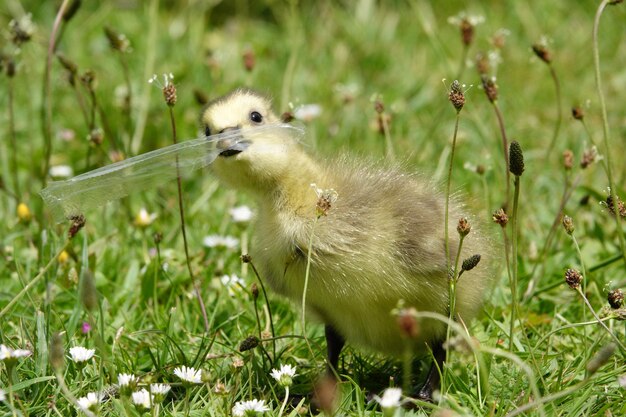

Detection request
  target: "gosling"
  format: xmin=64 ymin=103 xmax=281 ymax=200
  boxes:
xmin=201 ymin=88 xmax=494 ymax=400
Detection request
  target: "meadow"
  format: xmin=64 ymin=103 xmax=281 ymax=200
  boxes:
xmin=1 ymin=0 xmax=625 ymax=415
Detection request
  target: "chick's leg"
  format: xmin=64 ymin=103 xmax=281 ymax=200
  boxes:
xmin=416 ymin=340 xmax=445 ymax=402
xmin=325 ymin=324 xmax=345 ymax=377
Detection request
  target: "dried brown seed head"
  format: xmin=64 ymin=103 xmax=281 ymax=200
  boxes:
xmin=475 ymin=52 xmax=490 ymax=76
xmin=9 ymin=14 xmax=34 ymax=46
xmin=163 ymin=84 xmax=177 ymax=107
xmin=605 ymin=194 xmax=626 ymax=218
xmin=374 ymin=99 xmax=384 ymax=114
xmin=459 ymin=18 xmax=475 ymax=46
xmin=532 ymin=43 xmax=552 ymax=64
xmin=88 ymin=128 xmax=104 ymax=146
xmin=461 ymin=254 xmax=481 ymax=272
xmin=193 ymin=88 xmax=208 ymax=105
xmin=63 ymin=0 xmax=82 ymax=22
xmin=565 ymin=268 xmax=582 ymax=290
xmin=572 ymin=106 xmax=584 ymax=120
xmin=56 ymin=53 xmax=78 ymax=74
xmin=280 ymin=111 xmax=294 ymax=123
xmin=251 ymin=283 xmax=259 ymax=300
xmin=509 ymin=141 xmax=525 ymax=176
xmin=608 ymin=289 xmax=624 ymax=309
xmin=397 ymin=307 xmax=419 ymax=339
xmin=580 ymin=146 xmax=598 ymax=169
xmin=242 ymin=49 xmax=255 ymax=72
xmin=448 ymin=80 xmax=465 ymax=112
xmin=492 ymin=208 xmax=508 ymax=227
xmin=239 ymin=336 xmax=260 ymax=352
xmin=68 ymin=214 xmax=86 ymax=239
xmin=457 ymin=217 xmax=471 ymax=237
xmin=481 ymin=75 xmax=498 ymax=103
xmin=563 ymin=150 xmax=574 ymax=170
xmin=104 ymin=26 xmax=131 ymax=53
xmin=562 ymin=215 xmax=574 ymax=235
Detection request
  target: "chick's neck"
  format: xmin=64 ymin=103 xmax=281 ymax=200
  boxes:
xmin=261 ymin=151 xmax=326 ymax=218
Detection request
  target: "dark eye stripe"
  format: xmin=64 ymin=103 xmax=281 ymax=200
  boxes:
xmin=205 ymin=125 xmax=211 ymax=137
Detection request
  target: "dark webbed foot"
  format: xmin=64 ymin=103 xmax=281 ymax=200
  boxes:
xmin=415 ymin=340 xmax=445 ymax=402
xmin=325 ymin=324 xmax=345 ymax=377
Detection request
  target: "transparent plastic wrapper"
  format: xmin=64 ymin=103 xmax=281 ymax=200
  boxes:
xmin=40 ymin=124 xmax=303 ymax=223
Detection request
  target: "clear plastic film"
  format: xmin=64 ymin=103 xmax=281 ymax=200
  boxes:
xmin=40 ymin=123 xmax=303 ymax=223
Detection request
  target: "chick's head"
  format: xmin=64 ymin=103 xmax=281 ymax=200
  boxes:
xmin=201 ymin=89 xmax=304 ymax=194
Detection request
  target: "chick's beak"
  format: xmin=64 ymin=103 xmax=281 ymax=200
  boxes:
xmin=216 ymin=126 xmax=249 ymax=157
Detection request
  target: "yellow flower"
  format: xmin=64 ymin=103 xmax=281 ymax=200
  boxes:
xmin=134 ymin=208 xmax=157 ymax=228
xmin=58 ymin=250 xmax=70 ymax=264
xmin=17 ymin=203 xmax=32 ymax=222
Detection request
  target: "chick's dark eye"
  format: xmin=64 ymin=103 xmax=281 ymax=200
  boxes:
xmin=204 ymin=125 xmax=212 ymax=137
xmin=250 ymin=111 xmax=263 ymax=124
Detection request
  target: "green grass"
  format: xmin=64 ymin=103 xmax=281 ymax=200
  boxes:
xmin=1 ymin=0 xmax=626 ymax=416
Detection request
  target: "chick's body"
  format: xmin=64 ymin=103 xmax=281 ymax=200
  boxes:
xmin=203 ymin=89 xmax=493 ymax=358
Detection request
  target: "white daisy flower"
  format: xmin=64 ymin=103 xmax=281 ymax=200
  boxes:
xmin=0 ymin=344 xmax=32 ymax=361
xmin=374 ymin=387 xmax=403 ymax=410
xmin=49 ymin=165 xmax=74 ymax=179
xmin=118 ymin=373 xmax=137 ymax=387
xmin=150 ymin=383 xmax=171 ymax=395
xmin=173 ymin=365 xmax=202 ymax=384
xmin=131 ymin=389 xmax=151 ymax=409
xmin=150 ymin=383 xmax=171 ymax=402
xmin=232 ymin=399 xmax=270 ymax=416
xmin=230 ymin=205 xmax=253 ymax=223
xmin=270 ymin=364 xmax=297 ymax=387
xmin=76 ymin=392 xmax=102 ymax=413
xmin=69 ymin=346 xmax=95 ymax=363
xmin=294 ymin=104 xmax=322 ymax=122
xmin=0 ymin=388 xmax=5 ymax=402
xmin=117 ymin=373 xmax=137 ymax=395
xmin=203 ymin=234 xmax=239 ymax=249
xmin=619 ymin=374 xmax=626 ymax=389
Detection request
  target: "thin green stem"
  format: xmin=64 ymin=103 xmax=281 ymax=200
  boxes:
xmin=301 ymin=216 xmax=319 ymax=360
xmin=277 ymin=386 xmax=289 ymax=417
xmin=509 ymin=175 xmax=521 ymax=351
xmin=444 ymin=233 xmax=465 ymax=391
xmin=592 ymin=0 xmax=626 ymax=266
xmin=168 ymin=106 xmax=210 ymax=333
xmin=247 ymin=259 xmax=276 ymax=361
xmin=576 ymin=287 xmax=626 ymax=353
xmin=444 ymin=111 xmax=461 ymax=272
xmin=571 ymin=235 xmax=589 ymax=361
xmin=380 ymin=112 xmax=395 ymax=161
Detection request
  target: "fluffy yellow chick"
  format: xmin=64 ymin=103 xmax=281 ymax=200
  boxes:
xmin=201 ymin=88 xmax=494 ymax=399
